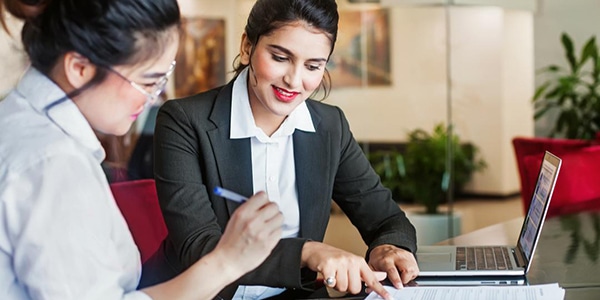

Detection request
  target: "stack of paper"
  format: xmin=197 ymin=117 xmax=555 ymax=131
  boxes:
xmin=365 ymin=283 xmax=565 ymax=300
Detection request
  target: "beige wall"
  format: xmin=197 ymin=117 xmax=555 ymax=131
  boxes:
xmin=327 ymin=6 xmax=448 ymax=142
xmin=448 ymin=7 xmax=534 ymax=194
xmin=501 ymin=10 xmax=535 ymax=193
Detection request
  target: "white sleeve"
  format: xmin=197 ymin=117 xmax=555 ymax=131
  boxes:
xmin=4 ymin=153 xmax=152 ymax=300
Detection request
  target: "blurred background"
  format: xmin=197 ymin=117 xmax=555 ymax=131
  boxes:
xmin=3 ymin=0 xmax=600 ymax=251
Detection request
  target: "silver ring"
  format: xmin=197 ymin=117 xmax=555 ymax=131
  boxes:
xmin=325 ymin=276 xmax=336 ymax=287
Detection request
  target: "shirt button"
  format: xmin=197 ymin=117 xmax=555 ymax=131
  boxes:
xmin=269 ymin=176 xmax=276 ymax=182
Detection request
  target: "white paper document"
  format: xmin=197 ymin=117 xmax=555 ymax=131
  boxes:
xmin=365 ymin=283 xmax=565 ymax=300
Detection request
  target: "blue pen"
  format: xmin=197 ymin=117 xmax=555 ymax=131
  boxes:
xmin=213 ymin=186 xmax=248 ymax=203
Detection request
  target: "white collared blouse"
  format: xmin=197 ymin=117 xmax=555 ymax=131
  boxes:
xmin=0 ymin=68 xmax=150 ymax=300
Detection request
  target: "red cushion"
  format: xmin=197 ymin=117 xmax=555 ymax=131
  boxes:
xmin=110 ymin=179 xmax=167 ymax=263
xmin=522 ymin=146 xmax=600 ymax=218
xmin=512 ymin=137 xmax=593 ymax=213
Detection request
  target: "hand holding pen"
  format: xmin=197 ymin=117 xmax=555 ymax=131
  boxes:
xmin=212 ymin=187 xmax=283 ymax=275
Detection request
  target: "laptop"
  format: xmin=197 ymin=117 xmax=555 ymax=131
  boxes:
xmin=415 ymin=151 xmax=562 ymax=281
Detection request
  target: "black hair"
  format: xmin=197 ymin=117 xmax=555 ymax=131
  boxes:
xmin=16 ymin=0 xmax=180 ymax=93
xmin=233 ymin=0 xmax=338 ymax=99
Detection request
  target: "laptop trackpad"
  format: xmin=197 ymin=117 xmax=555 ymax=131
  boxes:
xmin=417 ymin=247 xmax=455 ymax=271
xmin=419 ymin=253 xmax=452 ymax=263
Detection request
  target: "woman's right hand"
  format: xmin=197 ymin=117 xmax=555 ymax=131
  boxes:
xmin=141 ymin=192 xmax=281 ymax=299
xmin=301 ymin=241 xmax=392 ymax=300
xmin=213 ymin=191 xmax=283 ymax=276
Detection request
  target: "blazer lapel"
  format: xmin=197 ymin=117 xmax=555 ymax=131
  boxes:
xmin=205 ymin=89 xmax=331 ymax=237
xmin=294 ymin=105 xmax=331 ymax=238
xmin=206 ymin=83 xmax=253 ymax=214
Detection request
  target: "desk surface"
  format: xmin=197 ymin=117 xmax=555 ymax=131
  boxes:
xmin=437 ymin=217 xmax=523 ymax=246
xmin=435 ymin=211 xmax=600 ymax=299
xmin=291 ymin=211 xmax=600 ymax=299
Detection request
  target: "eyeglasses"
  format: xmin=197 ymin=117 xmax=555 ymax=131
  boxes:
xmin=106 ymin=61 xmax=176 ymax=106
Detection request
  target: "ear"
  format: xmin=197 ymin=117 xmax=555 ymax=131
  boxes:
xmin=63 ymin=52 xmax=96 ymax=89
xmin=239 ymin=33 xmax=253 ymax=65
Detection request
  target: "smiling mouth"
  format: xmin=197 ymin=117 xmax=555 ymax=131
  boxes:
xmin=273 ymin=86 xmax=299 ymax=102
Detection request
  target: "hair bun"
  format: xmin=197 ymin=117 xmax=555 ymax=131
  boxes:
xmin=3 ymin=0 xmax=48 ymax=20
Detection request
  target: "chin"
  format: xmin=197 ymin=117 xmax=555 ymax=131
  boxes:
xmin=272 ymin=101 xmax=301 ymax=115
xmin=115 ymin=125 xmax=134 ymax=136
xmin=105 ymin=123 xmax=134 ymax=136
xmin=112 ymin=129 xmax=130 ymax=136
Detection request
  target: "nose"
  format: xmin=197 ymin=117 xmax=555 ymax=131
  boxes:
xmin=283 ymin=65 xmax=302 ymax=89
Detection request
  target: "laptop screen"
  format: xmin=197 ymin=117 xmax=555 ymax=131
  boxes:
xmin=517 ymin=152 xmax=561 ymax=262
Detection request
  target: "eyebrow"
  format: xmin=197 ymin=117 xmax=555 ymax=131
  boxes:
xmin=268 ymin=44 xmax=328 ymax=63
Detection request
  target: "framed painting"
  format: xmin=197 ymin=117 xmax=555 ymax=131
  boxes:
xmin=328 ymin=8 xmax=391 ymax=88
xmin=174 ymin=17 xmax=226 ymax=98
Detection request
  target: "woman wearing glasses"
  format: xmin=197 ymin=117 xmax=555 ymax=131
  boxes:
xmin=0 ymin=1 xmax=282 ymax=299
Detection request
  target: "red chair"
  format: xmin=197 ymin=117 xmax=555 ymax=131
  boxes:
xmin=110 ymin=179 xmax=167 ymax=263
xmin=512 ymin=137 xmax=600 ymax=218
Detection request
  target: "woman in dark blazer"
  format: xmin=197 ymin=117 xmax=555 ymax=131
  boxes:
xmin=0 ymin=0 xmax=282 ymax=299
xmin=153 ymin=0 xmax=418 ymax=299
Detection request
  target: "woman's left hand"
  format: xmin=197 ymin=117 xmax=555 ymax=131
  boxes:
xmin=368 ymin=244 xmax=420 ymax=289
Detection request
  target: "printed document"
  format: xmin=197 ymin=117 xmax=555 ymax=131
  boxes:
xmin=365 ymin=283 xmax=565 ymax=300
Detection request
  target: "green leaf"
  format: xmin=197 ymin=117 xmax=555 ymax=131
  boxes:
xmin=533 ymin=82 xmax=551 ymax=100
xmin=579 ymin=36 xmax=597 ymax=68
xmin=441 ymin=171 xmax=450 ymax=192
xmin=562 ymin=33 xmax=578 ymax=72
xmin=535 ymin=65 xmax=562 ymax=75
xmin=543 ymin=85 xmax=563 ymax=99
xmin=395 ymin=155 xmax=406 ymax=177
xmin=534 ymin=106 xmax=555 ymax=119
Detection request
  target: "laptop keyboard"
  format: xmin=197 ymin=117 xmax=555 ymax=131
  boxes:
xmin=455 ymin=246 xmax=514 ymax=270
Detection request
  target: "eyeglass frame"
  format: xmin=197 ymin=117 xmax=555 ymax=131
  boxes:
xmin=105 ymin=61 xmax=176 ymax=106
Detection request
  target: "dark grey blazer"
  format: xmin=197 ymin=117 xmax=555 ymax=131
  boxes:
xmin=153 ymin=80 xmax=417 ymax=297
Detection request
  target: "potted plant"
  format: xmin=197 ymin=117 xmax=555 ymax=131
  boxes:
xmin=368 ymin=123 xmax=487 ymax=212
xmin=404 ymin=123 xmax=486 ymax=244
xmin=367 ymin=123 xmax=486 ymax=244
xmin=400 ymin=123 xmax=487 ymax=215
xmin=533 ymin=32 xmax=600 ymax=140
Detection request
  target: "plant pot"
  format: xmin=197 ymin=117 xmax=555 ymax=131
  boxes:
xmin=406 ymin=212 xmax=462 ymax=245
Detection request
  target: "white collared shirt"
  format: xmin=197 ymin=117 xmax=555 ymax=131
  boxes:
xmin=230 ymin=68 xmax=316 ymax=300
xmin=0 ymin=68 xmax=150 ymax=300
